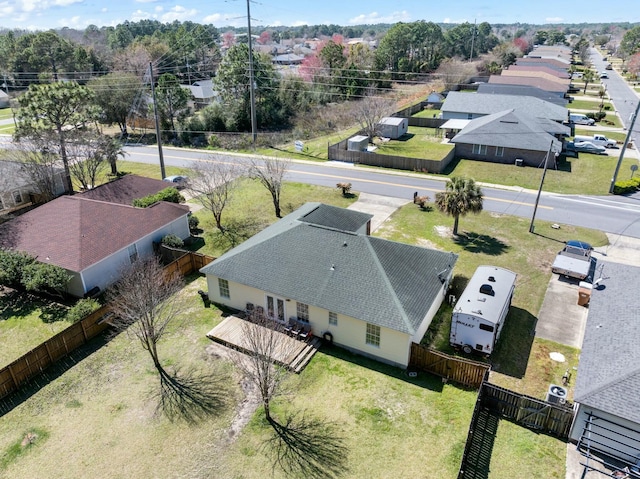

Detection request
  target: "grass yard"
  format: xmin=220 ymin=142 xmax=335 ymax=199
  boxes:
xmin=375 ymin=203 xmax=606 ymax=398
xmin=255 ymin=126 xmax=362 ymax=161
xmin=0 ymin=290 xmax=70 ymax=368
xmin=413 ymin=108 xmax=441 ymax=119
xmin=0 ymin=108 xmax=12 ymax=121
xmin=569 ymin=99 xmax=612 ymax=111
xmin=574 ymin=128 xmax=628 ymax=144
xmin=374 ymin=126 xmax=454 ymax=160
xmin=446 ymin=152 xmax=638 ymax=195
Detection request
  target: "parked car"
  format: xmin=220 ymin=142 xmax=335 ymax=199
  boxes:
xmin=600 ymin=71 xmax=609 ymax=79
xmin=163 ymin=175 xmax=189 ymax=189
xmin=605 ymin=63 xmax=613 ymax=70
xmin=566 ymin=141 xmax=607 ymax=155
xmin=570 ymin=113 xmax=596 ymax=126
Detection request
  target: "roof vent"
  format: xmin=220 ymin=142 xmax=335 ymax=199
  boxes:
xmin=343 ymin=241 xmax=348 ymax=247
xmin=479 ymin=284 xmax=495 ymax=296
xmin=488 ymin=276 xmax=496 ymax=282
xmin=330 ymin=264 xmax=335 ymax=271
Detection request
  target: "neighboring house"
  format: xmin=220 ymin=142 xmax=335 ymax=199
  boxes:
xmin=79 ymin=174 xmax=170 ymax=205
xmin=505 ymin=65 xmax=571 ymax=79
xmin=0 ymin=196 xmax=190 ymax=297
xmin=272 ymin=53 xmax=305 ymax=65
xmin=0 ymin=160 xmax=65 ymax=214
xmin=377 ymin=117 xmax=408 ymax=139
xmin=200 ymin=203 xmax=457 ymax=368
xmin=569 ymin=262 xmax=640 ymax=471
xmin=181 ymin=80 xmax=218 ymax=109
xmin=476 ymin=84 xmax=568 ymax=106
xmin=518 ymin=57 xmax=572 ymax=69
xmin=0 ymin=90 xmax=9 ymax=108
xmin=450 ymin=109 xmax=568 ymax=167
xmin=426 ymin=91 xmax=445 ymax=108
xmin=441 ymin=92 xmax=569 ymax=123
xmin=500 ymin=69 xmax=571 ymax=87
xmin=488 ymin=75 xmax=570 ymax=94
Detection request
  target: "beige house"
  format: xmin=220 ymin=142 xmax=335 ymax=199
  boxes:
xmin=200 ymin=203 xmax=457 ymax=367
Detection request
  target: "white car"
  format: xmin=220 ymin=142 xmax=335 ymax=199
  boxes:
xmin=163 ymin=175 xmax=189 ymax=189
xmin=600 ymin=71 xmax=609 ymax=79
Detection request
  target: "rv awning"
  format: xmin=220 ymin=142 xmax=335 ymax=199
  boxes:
xmin=440 ymin=119 xmax=472 ymax=130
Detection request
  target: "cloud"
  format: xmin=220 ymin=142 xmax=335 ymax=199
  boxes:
xmin=135 ymin=0 xmax=157 ymax=3
xmin=545 ymin=17 xmax=564 ymax=23
xmin=202 ymin=11 xmax=246 ymax=27
xmin=52 ymin=0 xmax=83 ymax=6
xmin=347 ymin=10 xmax=410 ymax=25
xmin=160 ymin=5 xmax=197 ymax=22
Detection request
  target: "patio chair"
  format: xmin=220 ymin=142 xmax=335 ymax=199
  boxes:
xmin=284 ymin=318 xmax=297 ymax=336
xmin=297 ymin=324 xmax=312 ymax=341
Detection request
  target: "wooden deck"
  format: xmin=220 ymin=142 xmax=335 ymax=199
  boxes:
xmin=206 ymin=316 xmax=321 ymax=373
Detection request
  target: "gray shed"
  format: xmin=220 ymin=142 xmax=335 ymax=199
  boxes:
xmin=377 ymin=117 xmax=408 ymax=139
xmin=348 ymin=135 xmax=369 ymax=152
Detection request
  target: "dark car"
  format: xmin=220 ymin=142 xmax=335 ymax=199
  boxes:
xmin=566 ymin=141 xmax=607 ymax=155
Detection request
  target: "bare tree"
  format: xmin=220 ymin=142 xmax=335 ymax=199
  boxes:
xmin=66 ymin=132 xmax=108 ymax=191
xmin=107 ymin=256 xmax=185 ymax=375
xmin=186 ymin=158 xmax=241 ymax=232
xmin=353 ymin=89 xmax=396 ymax=140
xmin=249 ymin=157 xmax=290 ymax=218
xmin=436 ymin=58 xmax=477 ymax=91
xmin=5 ymin=137 xmax=63 ymax=202
xmin=233 ymin=315 xmax=297 ymax=422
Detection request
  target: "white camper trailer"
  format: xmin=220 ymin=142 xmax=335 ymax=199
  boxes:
xmin=450 ymin=266 xmax=517 ymax=356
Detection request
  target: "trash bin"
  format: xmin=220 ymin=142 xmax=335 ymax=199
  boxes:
xmin=578 ymin=285 xmax=591 ymax=306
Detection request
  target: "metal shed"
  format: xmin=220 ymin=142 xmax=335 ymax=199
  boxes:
xmin=377 ymin=117 xmax=408 ymax=139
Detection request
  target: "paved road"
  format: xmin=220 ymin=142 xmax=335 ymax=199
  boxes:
xmin=122 ymin=145 xmax=640 ymax=238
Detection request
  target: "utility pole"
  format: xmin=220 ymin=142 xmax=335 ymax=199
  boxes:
xmin=469 ymin=19 xmax=477 ymax=62
xmin=530 ymin=141 xmax=555 ymax=233
xmin=149 ymin=62 xmax=166 ymax=179
xmin=247 ymin=0 xmax=258 ymax=144
xmin=609 ymin=100 xmax=640 ymax=194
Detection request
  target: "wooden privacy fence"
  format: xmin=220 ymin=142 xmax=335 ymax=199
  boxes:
xmin=409 ymin=343 xmax=490 ymax=389
xmin=480 ymin=382 xmax=574 ymax=438
xmin=0 ymin=251 xmax=215 ymax=402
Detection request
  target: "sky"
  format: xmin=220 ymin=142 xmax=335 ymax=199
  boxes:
xmin=0 ymin=0 xmax=638 ymax=32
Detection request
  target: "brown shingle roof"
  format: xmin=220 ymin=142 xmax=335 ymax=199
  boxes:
xmin=79 ymin=174 xmax=170 ymax=205
xmin=0 ymin=196 xmax=189 ymax=272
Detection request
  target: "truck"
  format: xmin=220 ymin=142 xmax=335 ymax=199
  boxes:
xmin=450 ymin=266 xmax=517 ymax=356
xmin=551 ymin=240 xmax=594 ymax=280
xmin=574 ymin=134 xmax=617 ymax=148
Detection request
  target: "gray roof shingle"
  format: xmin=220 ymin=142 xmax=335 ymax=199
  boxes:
xmin=200 ymin=203 xmax=457 ymax=334
xmin=300 ymin=203 xmax=372 ymax=232
xmin=574 ymin=262 xmax=640 ymax=423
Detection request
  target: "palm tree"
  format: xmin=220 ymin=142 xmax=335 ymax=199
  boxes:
xmin=582 ymin=69 xmax=596 ymax=94
xmin=435 ymin=177 xmax=484 ymax=236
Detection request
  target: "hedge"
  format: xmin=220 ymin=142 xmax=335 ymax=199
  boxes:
xmin=132 ymin=187 xmax=185 ymax=208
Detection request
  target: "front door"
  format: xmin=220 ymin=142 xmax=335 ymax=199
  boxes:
xmin=266 ymin=295 xmax=285 ymax=322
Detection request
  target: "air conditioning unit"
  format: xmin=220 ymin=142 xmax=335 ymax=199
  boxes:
xmin=546 ymin=384 xmax=568 ymax=405
xmin=515 ymin=158 xmax=524 ymax=167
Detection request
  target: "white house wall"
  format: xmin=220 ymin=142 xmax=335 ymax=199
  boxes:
xmin=411 ymin=281 xmax=447 ymax=344
xmin=76 ymin=214 xmax=190 ymax=296
xmin=206 ymin=277 xmax=413 ymax=367
xmin=570 ymin=405 xmax=640 ymax=464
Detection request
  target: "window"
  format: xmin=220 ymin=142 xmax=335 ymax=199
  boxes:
xmin=479 ymin=323 xmax=495 ymax=332
xmin=472 ymin=144 xmax=487 ymax=155
xmin=366 ymin=323 xmax=380 ymax=347
xmin=12 ymin=190 xmax=23 ymax=204
xmin=467 ymin=113 xmax=473 ymax=120
xmin=496 ymin=146 xmax=504 ymax=157
xmin=329 ymin=312 xmax=338 ymax=326
xmin=127 ymin=244 xmax=138 ymax=264
xmin=218 ymin=278 xmax=230 ymax=299
xmin=296 ymin=302 xmax=309 ymax=322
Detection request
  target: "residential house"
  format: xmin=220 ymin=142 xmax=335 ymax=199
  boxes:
xmin=476 ymin=84 xmax=568 ymax=106
xmin=0 ymin=160 xmax=65 ymax=215
xmin=518 ymin=57 xmax=572 ymax=69
xmin=499 ymin=69 xmax=571 ymax=88
xmin=79 ymin=174 xmax=171 ymax=205
xmin=200 ymin=203 xmax=457 ymax=367
xmin=0 ymin=196 xmax=190 ymax=297
xmin=569 ymin=261 xmax=640 ymax=472
xmin=441 ymin=92 xmax=568 ymax=123
xmin=506 ymin=65 xmax=571 ymax=80
xmin=449 ymin=109 xmax=568 ymax=167
xmin=181 ymin=79 xmax=218 ymax=109
xmin=488 ymin=75 xmax=569 ymax=94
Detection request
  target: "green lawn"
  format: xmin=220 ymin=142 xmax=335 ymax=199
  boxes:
xmin=0 ymin=108 xmax=12 ymax=121
xmin=0 ymin=290 xmax=69 ymax=368
xmin=574 ymin=128 xmax=628 ymax=144
xmin=413 ymin=108 xmax=441 ymax=119
xmin=374 ymin=126 xmax=454 ymax=160
xmin=569 ymin=99 xmax=612 ymax=111
xmin=447 ymin=152 xmax=637 ymax=195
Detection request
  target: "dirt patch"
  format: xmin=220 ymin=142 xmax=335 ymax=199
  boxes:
xmin=206 ymin=343 xmax=260 ymax=443
xmin=434 ymin=225 xmax=452 ymax=237
xmin=416 ymin=237 xmax=441 ymax=250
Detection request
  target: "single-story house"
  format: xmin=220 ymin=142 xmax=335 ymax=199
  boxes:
xmin=200 ymin=203 xmax=458 ymax=368
xmin=500 ymin=69 xmax=571 ymax=87
xmin=377 ymin=117 xmax=408 ymax=139
xmin=441 ymin=91 xmax=568 ymax=123
xmin=0 ymin=90 xmax=9 ymax=108
xmin=79 ymin=174 xmax=171 ymax=205
xmin=506 ymin=65 xmax=570 ymax=79
xmin=181 ymin=80 xmax=218 ymax=109
xmin=518 ymin=57 xmax=572 ymax=69
xmin=273 ymin=53 xmax=305 ymax=65
xmin=450 ymin=109 xmax=568 ymax=167
xmin=476 ymin=83 xmax=568 ymax=106
xmin=0 ymin=160 xmax=66 ymax=214
xmin=0 ymin=196 xmax=190 ymax=297
xmin=569 ymin=261 xmax=640 ymax=472
xmin=488 ymin=75 xmax=569 ymax=94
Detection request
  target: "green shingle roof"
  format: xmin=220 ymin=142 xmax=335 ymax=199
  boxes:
xmin=200 ymin=203 xmax=457 ymax=334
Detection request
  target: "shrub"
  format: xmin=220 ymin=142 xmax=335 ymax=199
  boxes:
xmin=66 ymin=298 xmax=101 ymax=323
xmin=132 ymin=187 xmax=185 ymax=207
xmin=21 ymin=262 xmax=71 ymax=296
xmin=0 ymin=250 xmax=35 ymax=287
xmin=414 ymin=195 xmax=431 ymax=209
xmin=161 ymin=234 xmax=184 ymax=248
xmin=613 ymin=178 xmax=640 ymax=194
xmin=336 ymin=182 xmax=352 ymax=196
xmin=188 ymin=215 xmax=200 ymax=232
